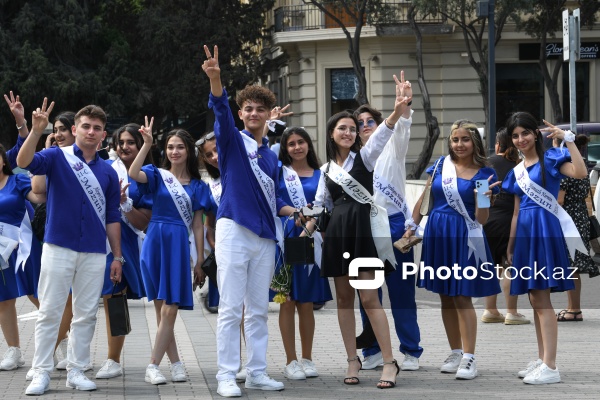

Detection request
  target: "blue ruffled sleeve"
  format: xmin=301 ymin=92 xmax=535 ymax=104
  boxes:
xmin=478 ymin=167 xmax=501 ymax=195
xmin=501 ymin=168 xmax=518 ymax=195
xmin=426 ymin=156 xmax=445 ymax=179
xmin=191 ymin=179 xmax=211 ymax=212
xmin=544 ymin=147 xmax=572 ymax=179
xmin=137 ymin=164 xmax=159 ymax=195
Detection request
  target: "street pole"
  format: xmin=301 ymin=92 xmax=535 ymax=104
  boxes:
xmin=487 ymin=0 xmax=496 ymax=154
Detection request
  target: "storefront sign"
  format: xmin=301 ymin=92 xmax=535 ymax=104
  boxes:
xmin=519 ymin=42 xmax=599 ymax=60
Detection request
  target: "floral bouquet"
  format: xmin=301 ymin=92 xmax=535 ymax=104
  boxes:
xmin=270 ymin=263 xmax=292 ymax=304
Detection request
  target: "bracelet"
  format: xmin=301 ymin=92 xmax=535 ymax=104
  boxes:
xmin=404 ymin=218 xmax=419 ymax=231
xmin=120 ymin=197 xmax=133 ymax=213
xmin=562 ymin=130 xmax=575 ymax=143
xmin=384 ymin=118 xmax=394 ymax=130
xmin=16 ymin=121 xmax=26 ymax=130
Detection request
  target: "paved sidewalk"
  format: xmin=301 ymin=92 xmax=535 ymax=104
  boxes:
xmin=2 ymin=285 xmax=600 ymax=399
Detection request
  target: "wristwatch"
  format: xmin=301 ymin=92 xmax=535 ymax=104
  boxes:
xmin=113 ymin=256 xmax=126 ymax=265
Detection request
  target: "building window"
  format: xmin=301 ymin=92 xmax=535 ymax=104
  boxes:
xmin=496 ymin=63 xmax=544 ymax=129
xmin=562 ymin=62 xmax=590 ymax=123
xmin=329 ymin=68 xmax=361 ymax=116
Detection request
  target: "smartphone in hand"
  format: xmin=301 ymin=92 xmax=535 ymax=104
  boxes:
xmin=475 ymin=179 xmax=490 ymax=208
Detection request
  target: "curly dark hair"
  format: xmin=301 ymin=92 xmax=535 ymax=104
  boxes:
xmin=279 ymin=127 xmax=321 ymax=170
xmin=325 ymin=111 xmax=361 ymax=162
xmin=235 ymin=85 xmax=276 ymax=110
xmin=162 ymin=129 xmax=201 ymax=181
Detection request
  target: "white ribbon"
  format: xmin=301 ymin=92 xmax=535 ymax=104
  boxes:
xmin=111 ymin=159 xmax=145 ymax=253
xmin=266 ymin=119 xmax=286 ymax=133
xmin=60 ymin=146 xmax=108 ymax=253
xmin=240 ymin=133 xmax=284 ymax=251
xmin=514 ymin=161 xmax=587 ymax=259
xmin=325 ymin=161 xmax=396 ymax=267
xmin=373 ymin=173 xmax=410 ymax=221
xmin=158 ymin=168 xmax=197 ymax=265
xmin=441 ymin=156 xmax=488 ymax=265
xmin=0 ymin=222 xmax=19 ymax=270
xmin=208 ymin=177 xmax=222 ymax=207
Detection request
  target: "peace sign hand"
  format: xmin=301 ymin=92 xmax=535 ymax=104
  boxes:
xmin=202 ymin=45 xmax=221 ymax=80
xmin=31 ymin=97 xmax=55 ymax=135
xmin=393 ymin=72 xmax=412 ymax=114
xmin=4 ymin=91 xmax=25 ymax=124
xmin=138 ymin=116 xmax=154 ymax=145
xmin=398 ymin=70 xmax=413 ymax=100
xmin=270 ymin=104 xmax=293 ymax=120
xmin=540 ymin=119 xmax=567 ymax=140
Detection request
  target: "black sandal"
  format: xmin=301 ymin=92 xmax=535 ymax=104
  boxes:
xmin=377 ymin=359 xmax=400 ymax=389
xmin=343 ymin=356 xmax=362 ymax=385
xmin=557 ymin=309 xmax=583 ymax=322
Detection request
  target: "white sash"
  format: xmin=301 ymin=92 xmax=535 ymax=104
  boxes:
xmin=441 ymin=156 xmax=488 ymax=265
xmin=111 ymin=159 xmax=145 ymax=252
xmin=208 ymin=177 xmax=222 ymax=207
xmin=241 ymin=133 xmax=284 ymax=251
xmin=282 ymin=166 xmax=308 ymax=209
xmin=158 ymin=168 xmax=197 ymax=265
xmin=0 ymin=210 xmax=32 ymax=272
xmin=281 ymin=166 xmax=322 ymax=271
xmin=373 ymin=173 xmax=410 ymax=220
xmin=514 ymin=162 xmax=587 ymax=259
xmin=325 ymin=161 xmax=396 ymax=267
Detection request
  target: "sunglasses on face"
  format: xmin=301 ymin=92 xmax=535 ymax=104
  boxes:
xmin=196 ymin=132 xmax=216 ymax=146
xmin=358 ymin=119 xmax=377 ymax=129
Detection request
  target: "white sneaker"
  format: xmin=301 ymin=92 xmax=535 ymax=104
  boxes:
xmin=217 ymin=379 xmax=241 ymax=397
xmin=245 ymin=372 xmax=285 ymax=391
xmin=300 ymin=358 xmax=319 ymax=378
xmin=25 ymin=370 xmax=50 ymax=395
xmin=440 ymin=351 xmax=463 ymax=373
xmin=145 ymin=365 xmax=167 ymax=385
xmin=361 ymin=352 xmax=383 ymax=370
xmin=0 ymin=347 xmax=25 ymax=370
xmin=170 ymin=362 xmax=187 ymax=382
xmin=455 ymin=357 xmax=478 ymax=380
xmin=518 ymin=359 xmax=543 ymax=378
xmin=26 ymin=367 xmax=35 ymax=381
xmin=235 ymin=368 xmax=247 ymax=382
xmin=283 ymin=360 xmax=306 ymax=380
xmin=95 ymin=359 xmax=122 ymax=379
xmin=400 ymin=354 xmax=419 ymax=371
xmin=523 ymin=363 xmax=560 ymax=384
xmin=66 ymin=369 xmax=97 ymax=391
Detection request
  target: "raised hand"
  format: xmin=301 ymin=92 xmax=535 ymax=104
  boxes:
xmin=392 ymin=72 xmax=411 ymax=114
xmin=540 ymin=119 xmax=567 ymax=140
xmin=398 ymin=71 xmax=413 ymax=102
xmin=202 ymin=45 xmax=221 ymax=80
xmin=270 ymin=104 xmax=293 ymax=120
xmin=119 ymin=179 xmax=131 ymax=204
xmin=31 ymin=97 xmax=55 ymax=135
xmin=138 ymin=116 xmax=154 ymax=145
xmin=4 ymin=91 xmax=26 ymax=125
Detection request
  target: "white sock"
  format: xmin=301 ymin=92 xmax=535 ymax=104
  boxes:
xmin=463 ymin=353 xmax=474 ymax=360
xmin=148 ymin=363 xmax=159 ymax=369
xmin=171 ymin=361 xmax=182 ymax=366
xmin=451 ymin=349 xmax=463 ymax=355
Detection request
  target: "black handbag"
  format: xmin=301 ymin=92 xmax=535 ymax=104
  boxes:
xmin=588 ymin=186 xmax=600 ymax=240
xmin=284 ymin=213 xmax=315 ymax=265
xmin=201 ymin=250 xmax=218 ymax=287
xmin=107 ymin=283 xmax=131 ymax=336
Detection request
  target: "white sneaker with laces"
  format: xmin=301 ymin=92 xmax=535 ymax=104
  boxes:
xmin=523 ymin=363 xmax=560 ymax=385
xmin=300 ymin=358 xmax=319 ymax=378
xmin=401 ymin=354 xmax=419 ymax=371
xmin=245 ymin=372 xmax=285 ymax=391
xmin=217 ymin=379 xmax=241 ymax=397
xmin=440 ymin=351 xmax=463 ymax=373
xmin=66 ymin=369 xmax=97 ymax=391
xmin=145 ymin=365 xmax=167 ymax=385
xmin=283 ymin=360 xmax=306 ymax=380
xmin=26 ymin=367 xmax=35 ymax=381
xmin=455 ymin=357 xmax=478 ymax=380
xmin=170 ymin=362 xmax=187 ymax=382
xmin=0 ymin=347 xmax=25 ymax=370
xmin=361 ymin=352 xmax=383 ymax=370
xmin=96 ymin=359 xmax=122 ymax=379
xmin=518 ymin=358 xmax=542 ymax=378
xmin=25 ymin=370 xmax=50 ymax=396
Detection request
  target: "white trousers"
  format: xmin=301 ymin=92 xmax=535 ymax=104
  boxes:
xmin=215 ymin=218 xmax=276 ymax=381
xmin=31 ymin=243 xmax=105 ymax=373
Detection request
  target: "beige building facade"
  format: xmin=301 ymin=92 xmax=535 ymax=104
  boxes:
xmin=261 ymin=1 xmax=600 ymax=173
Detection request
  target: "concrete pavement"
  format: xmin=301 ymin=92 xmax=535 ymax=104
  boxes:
xmin=2 ymin=283 xmax=600 ymax=399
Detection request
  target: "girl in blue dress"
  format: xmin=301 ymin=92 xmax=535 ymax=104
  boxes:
xmin=503 ymin=112 xmax=587 ymax=385
xmin=96 ymin=124 xmax=153 ymax=380
xmin=130 ymin=120 xmax=211 ymax=385
xmin=404 ymin=119 xmax=501 ymax=380
xmin=270 ymin=127 xmax=333 ymax=380
xmin=0 ymin=144 xmax=45 ymax=371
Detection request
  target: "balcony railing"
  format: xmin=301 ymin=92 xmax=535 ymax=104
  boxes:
xmin=272 ymin=2 xmax=445 ymax=33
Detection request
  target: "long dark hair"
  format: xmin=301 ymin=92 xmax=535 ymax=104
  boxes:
xmin=496 ymin=127 xmax=519 ymax=163
xmin=506 ymin=111 xmax=546 ymax=187
xmin=54 ymin=111 xmax=75 ymax=131
xmin=162 ymin=129 xmax=202 ymax=181
xmin=197 ymin=132 xmax=220 ymax=179
xmin=447 ymin=119 xmax=488 ymax=167
xmin=0 ymin=144 xmax=13 ymax=175
xmin=325 ymin=111 xmax=361 ymax=162
xmin=279 ymin=127 xmax=321 ymax=170
xmin=112 ymin=123 xmax=153 ymax=166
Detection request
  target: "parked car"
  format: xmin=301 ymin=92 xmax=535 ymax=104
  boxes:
xmin=542 ymin=122 xmax=600 ymax=161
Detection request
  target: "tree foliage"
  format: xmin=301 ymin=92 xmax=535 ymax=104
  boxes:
xmin=0 ymin=0 xmax=274 ymax=146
